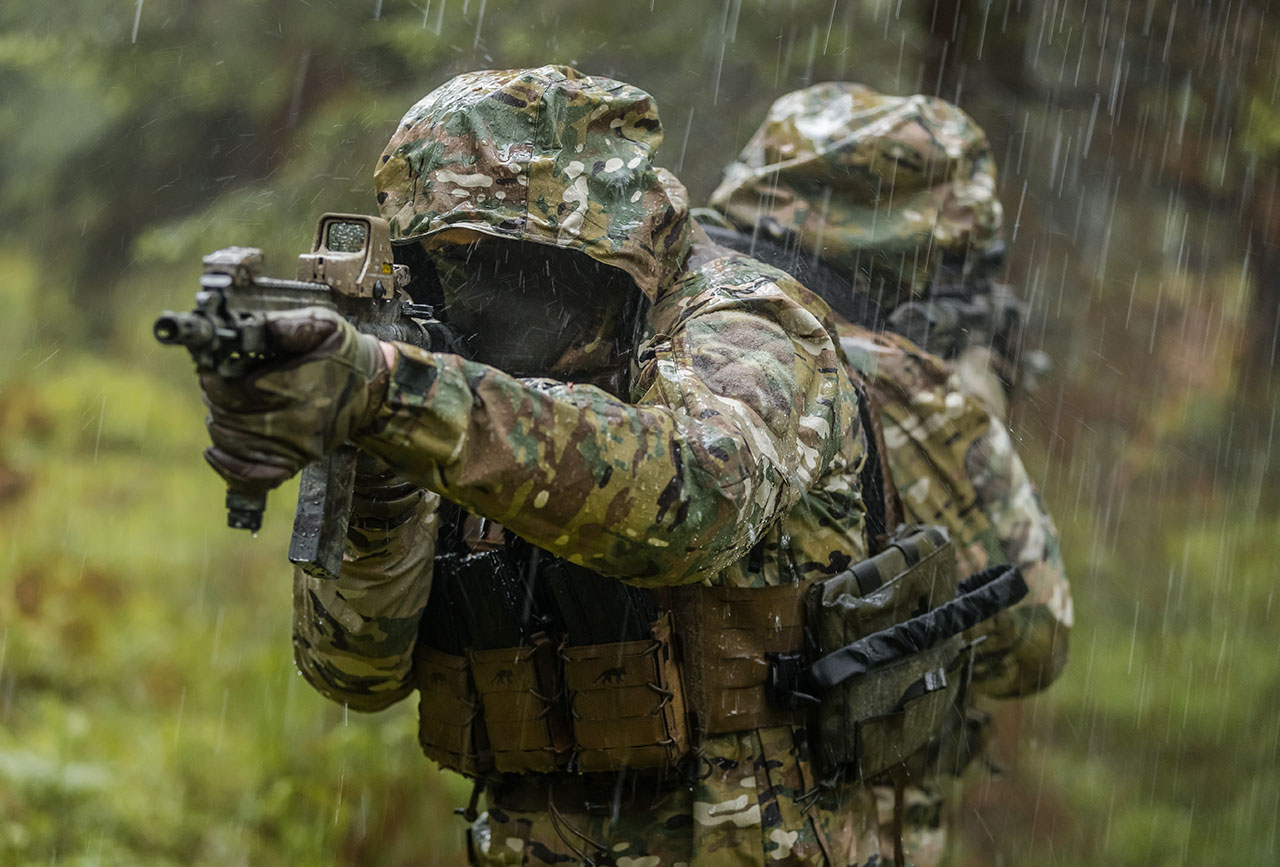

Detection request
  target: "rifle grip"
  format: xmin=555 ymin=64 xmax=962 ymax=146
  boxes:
xmin=226 ymin=489 xmax=267 ymax=531
xmin=288 ymin=446 xmax=358 ymax=580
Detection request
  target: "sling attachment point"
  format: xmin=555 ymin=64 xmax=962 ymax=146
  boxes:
xmin=454 ymin=777 xmax=485 ymax=822
xmin=766 ymin=565 xmax=1028 ymax=709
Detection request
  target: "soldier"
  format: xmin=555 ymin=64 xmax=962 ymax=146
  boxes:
xmin=838 ymin=325 xmax=1072 ymax=864
xmin=703 ymin=82 xmax=1040 ymax=420
xmin=699 ymin=84 xmax=1073 ymax=863
xmin=196 ymin=66 xmax=1040 ymax=865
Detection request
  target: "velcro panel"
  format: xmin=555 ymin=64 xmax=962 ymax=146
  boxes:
xmin=814 ymin=638 xmax=961 ymax=779
xmin=854 ymin=680 xmax=957 ymax=781
xmin=413 ymin=645 xmax=485 ymax=776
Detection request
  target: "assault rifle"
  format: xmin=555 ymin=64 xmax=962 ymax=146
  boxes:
xmin=155 ymin=213 xmax=461 ymax=580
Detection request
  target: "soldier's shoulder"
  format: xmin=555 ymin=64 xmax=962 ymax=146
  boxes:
xmin=659 ymin=242 xmax=840 ymax=338
xmin=836 ymin=325 xmax=948 ymax=382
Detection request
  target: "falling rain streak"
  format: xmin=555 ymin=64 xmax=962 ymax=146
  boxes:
xmin=1 ymin=0 xmax=1277 ymax=863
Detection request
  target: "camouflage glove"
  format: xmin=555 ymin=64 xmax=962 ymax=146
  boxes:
xmin=347 ymin=451 xmax=427 ymax=547
xmin=200 ymin=307 xmax=389 ymax=494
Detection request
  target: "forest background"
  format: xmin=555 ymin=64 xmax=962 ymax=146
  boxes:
xmin=1 ymin=0 xmax=1277 ymax=864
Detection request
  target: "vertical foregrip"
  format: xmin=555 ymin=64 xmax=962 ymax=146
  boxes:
xmin=288 ymin=446 xmax=359 ymax=580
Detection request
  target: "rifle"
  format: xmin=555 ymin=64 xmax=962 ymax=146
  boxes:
xmin=154 ymin=213 xmax=461 ymax=580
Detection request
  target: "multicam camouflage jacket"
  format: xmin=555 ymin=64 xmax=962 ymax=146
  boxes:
xmin=294 ymin=66 xmax=887 ymax=865
xmin=289 ymin=67 xmax=1070 ymax=867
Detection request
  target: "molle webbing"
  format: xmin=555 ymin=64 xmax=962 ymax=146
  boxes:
xmin=412 ymin=517 xmax=1014 ymax=782
xmin=668 ymin=583 xmax=807 ymax=735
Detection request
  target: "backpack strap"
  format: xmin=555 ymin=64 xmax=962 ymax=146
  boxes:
xmin=846 ymin=369 xmax=905 ymax=552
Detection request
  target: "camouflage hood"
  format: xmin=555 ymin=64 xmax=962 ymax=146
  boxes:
xmin=707 ymin=82 xmax=1003 ymax=295
xmin=374 ymin=65 xmax=692 ymax=299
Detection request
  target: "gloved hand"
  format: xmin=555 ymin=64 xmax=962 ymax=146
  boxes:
xmin=200 ymin=307 xmax=389 ymax=494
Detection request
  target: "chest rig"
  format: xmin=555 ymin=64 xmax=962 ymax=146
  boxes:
xmin=413 ymin=503 xmax=686 ymax=776
xmin=412 ymin=477 xmax=1025 ymax=793
xmin=408 ymin=263 xmax=1026 ymax=786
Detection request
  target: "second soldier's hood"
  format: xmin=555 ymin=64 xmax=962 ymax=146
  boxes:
xmin=374 ymin=65 xmax=692 ymax=300
xmin=707 ymin=82 xmax=1003 ymax=298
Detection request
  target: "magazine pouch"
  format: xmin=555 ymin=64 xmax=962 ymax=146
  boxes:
xmin=561 ymin=612 xmax=688 ymax=772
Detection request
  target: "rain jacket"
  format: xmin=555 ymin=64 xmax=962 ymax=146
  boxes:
xmin=293 ymin=66 xmax=884 ymax=865
xmin=702 ymin=82 xmax=1070 ymax=865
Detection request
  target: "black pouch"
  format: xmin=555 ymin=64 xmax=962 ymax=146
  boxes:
xmin=766 ymin=527 xmax=1028 ymax=782
xmin=807 ymin=527 xmax=958 ymax=779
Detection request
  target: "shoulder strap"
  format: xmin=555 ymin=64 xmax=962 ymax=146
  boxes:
xmin=846 ymin=369 xmax=905 ymax=551
xmin=697 ymin=223 xmax=885 ymax=330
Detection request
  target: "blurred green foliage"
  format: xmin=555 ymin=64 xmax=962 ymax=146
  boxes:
xmin=1 ymin=1 xmax=1278 ymax=865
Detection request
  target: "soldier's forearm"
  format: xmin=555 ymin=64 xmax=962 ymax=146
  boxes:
xmin=353 ymin=345 xmax=810 ymax=586
xmin=291 ymin=478 xmax=438 ymax=710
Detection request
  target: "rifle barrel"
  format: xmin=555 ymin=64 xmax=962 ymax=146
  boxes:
xmin=153 ymin=311 xmax=214 ymax=347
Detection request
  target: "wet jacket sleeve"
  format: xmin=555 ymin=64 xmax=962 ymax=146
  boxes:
xmin=291 ymin=457 xmax=439 ymax=712
xmin=353 ymin=255 xmax=853 ymax=587
xmin=964 ymin=422 xmax=1073 ymax=698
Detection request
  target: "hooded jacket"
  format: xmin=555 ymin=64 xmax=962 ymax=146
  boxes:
xmin=292 ymin=66 xmax=884 ymax=865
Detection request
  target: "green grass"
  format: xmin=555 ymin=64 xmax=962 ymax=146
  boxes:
xmin=3 ymin=240 xmax=1278 ymax=865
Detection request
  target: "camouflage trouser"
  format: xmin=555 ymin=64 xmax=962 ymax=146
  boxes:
xmin=873 ymin=785 xmax=947 ymax=867
xmin=464 ymin=728 xmax=884 ymax=866
xmin=468 ymin=795 xmax=884 ymax=867
xmin=466 ymin=787 xmax=943 ymax=867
